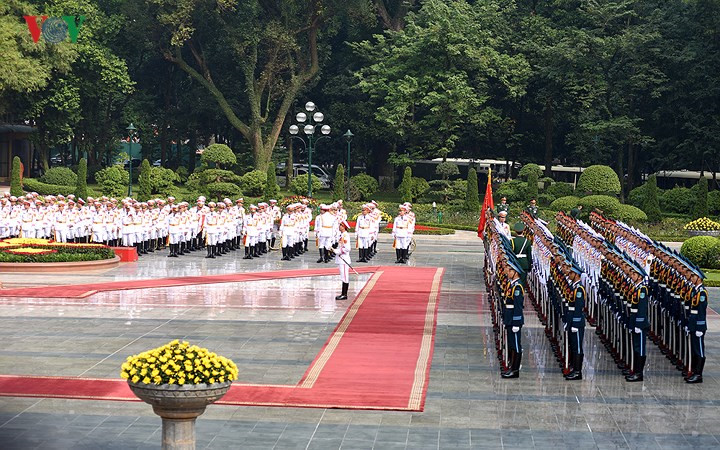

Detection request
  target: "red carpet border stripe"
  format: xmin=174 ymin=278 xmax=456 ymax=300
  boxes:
xmin=0 ymin=266 xmax=443 ymax=411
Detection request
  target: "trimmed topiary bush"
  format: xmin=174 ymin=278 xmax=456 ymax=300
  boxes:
xmin=628 ymin=184 xmax=647 ymax=208
xmin=264 ymin=164 xmax=280 ymax=201
xmin=333 ymin=164 xmax=345 ymax=201
xmin=526 ymin=169 xmax=539 ymax=201
xmin=290 ymin=173 xmax=323 ymax=196
xmin=661 ymin=187 xmax=694 ymax=215
xmin=11 ymin=156 xmax=23 ymax=197
xmin=549 ymin=195 xmax=581 ymax=212
xmin=201 ymin=144 xmax=236 ymax=168
xmin=465 ymin=168 xmax=480 ymax=211
xmin=705 ymin=240 xmax=720 ymax=269
xmin=399 ymin=167 xmax=413 ymax=203
xmin=23 ymin=178 xmax=76 ymax=196
xmin=138 ymin=159 xmax=152 ymax=201
xmin=709 ymin=190 xmax=720 ymax=215
xmin=436 ymin=161 xmax=460 ymax=180
xmin=241 ymin=170 xmax=267 ymax=196
xmin=95 ymin=165 xmax=130 ymax=198
xmin=150 ymin=167 xmax=180 ymax=198
xmin=681 ymin=236 xmax=720 ymax=268
xmin=495 ymin=179 xmax=527 ymax=203
xmin=411 ymin=177 xmax=430 ymax=202
xmin=692 ymin=177 xmax=709 ymax=219
xmin=41 ymin=167 xmax=77 ymax=186
xmin=518 ymin=163 xmax=542 ymax=181
xmin=537 ymin=193 xmax=556 ymax=207
xmin=615 ymin=204 xmax=648 ymax=222
xmin=578 ymin=195 xmax=621 ymax=217
xmin=75 ymin=158 xmax=88 ymax=200
xmin=576 ymin=165 xmax=621 ymax=195
xmin=642 ymin=175 xmax=662 ymax=223
xmin=350 ymin=173 xmax=379 ymax=201
xmin=546 ymin=182 xmax=574 ymax=199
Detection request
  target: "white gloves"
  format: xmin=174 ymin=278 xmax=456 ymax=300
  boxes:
xmin=512 ymin=326 xmax=520 ymax=333
xmin=696 ymin=331 xmax=704 ymax=337
xmin=571 ymin=327 xmax=578 ymax=333
xmin=634 ymin=327 xmax=641 ymax=333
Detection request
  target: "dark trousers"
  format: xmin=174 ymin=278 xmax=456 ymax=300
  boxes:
xmin=569 ymin=328 xmax=584 ymax=356
xmin=506 ymin=326 xmax=522 ymax=353
xmin=691 ymin=333 xmax=705 ymax=358
xmin=633 ymin=329 xmax=647 ymax=357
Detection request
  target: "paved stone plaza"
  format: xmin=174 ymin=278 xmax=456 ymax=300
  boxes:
xmin=0 ymin=232 xmax=719 ymax=449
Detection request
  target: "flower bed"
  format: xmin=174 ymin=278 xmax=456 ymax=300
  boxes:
xmin=0 ymin=238 xmax=115 ymax=263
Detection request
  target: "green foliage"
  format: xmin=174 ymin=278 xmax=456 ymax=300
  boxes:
xmin=264 ymin=164 xmax=280 ymax=201
xmin=549 ymin=196 xmax=581 ymax=212
xmin=175 ymin=167 xmax=189 ymax=183
xmin=526 ymin=170 xmax=539 ymax=201
xmin=350 ymin=174 xmax=379 ymax=201
xmin=411 ymin=177 xmax=431 ymax=202
xmin=0 ymin=243 xmax=115 ymax=263
xmin=41 ymin=167 xmax=77 ymax=186
xmin=399 ymin=167 xmax=413 ymax=203
xmin=518 ymin=163 xmax=542 ymax=181
xmin=576 ymin=165 xmax=621 ymax=196
xmin=11 ymin=157 xmax=22 ymax=197
xmin=692 ymin=177 xmax=709 ymax=219
xmin=187 ymin=168 xmax=242 ymax=200
xmin=615 ymin=204 xmax=648 ymax=222
xmin=241 ymin=170 xmax=267 ymax=196
xmin=628 ymin=184 xmax=647 ymax=208
xmin=578 ymin=195 xmax=622 ymax=217
xmin=709 ymin=190 xmax=720 ymax=215
xmin=138 ymin=159 xmax=152 ymax=201
xmin=661 ymin=187 xmax=694 ymax=214
xmin=333 ymin=164 xmax=345 ymax=201
xmin=201 ymin=144 xmax=236 ymax=168
xmin=537 ymin=193 xmax=556 ymax=207
xmin=465 ymin=168 xmax=480 ymax=211
xmin=436 ymin=162 xmax=460 ymax=180
xmin=495 ymin=180 xmax=527 ymax=203
xmin=642 ymin=175 xmax=662 ymax=223
xmin=22 ymin=178 xmax=75 ymax=196
xmin=75 ymin=158 xmax=88 ymax=200
xmin=681 ymin=236 xmax=720 ymax=269
xmin=290 ymin=174 xmax=323 ymax=196
xmin=149 ymin=167 xmax=180 ymax=198
xmin=95 ymin=166 xmax=130 ymax=198
xmin=547 ymin=182 xmax=574 ymax=199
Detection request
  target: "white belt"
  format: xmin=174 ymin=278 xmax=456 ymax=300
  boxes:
xmin=505 ymin=305 xmax=514 ymax=309
xmin=691 ymin=310 xmax=698 ymax=314
xmin=517 ymin=254 xmax=526 ymax=257
xmin=630 ymin=309 xmax=638 ymax=313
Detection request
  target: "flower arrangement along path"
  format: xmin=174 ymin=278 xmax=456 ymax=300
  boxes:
xmin=0 ymin=266 xmax=444 ymax=411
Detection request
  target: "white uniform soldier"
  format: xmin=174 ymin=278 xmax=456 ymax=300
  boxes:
xmin=356 ymin=204 xmax=373 ymax=263
xmin=280 ymin=203 xmax=296 ymax=261
xmin=244 ymin=205 xmax=259 ymax=259
xmin=315 ymin=204 xmax=336 ymax=263
xmin=332 ymin=219 xmax=352 ymax=300
xmin=19 ymin=200 xmax=36 ymax=238
xmin=392 ymin=204 xmax=413 ymax=264
xmin=269 ymin=199 xmax=281 ymax=249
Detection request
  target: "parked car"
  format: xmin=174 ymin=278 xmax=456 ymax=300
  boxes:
xmin=122 ymin=158 xmax=142 ymax=170
xmin=276 ymin=163 xmax=332 ymax=188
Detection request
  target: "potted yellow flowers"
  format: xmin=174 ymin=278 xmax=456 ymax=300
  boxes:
xmin=121 ymin=340 xmax=238 ymax=450
xmin=684 ymin=217 xmax=720 ymax=237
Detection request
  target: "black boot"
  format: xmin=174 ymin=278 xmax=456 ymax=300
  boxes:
xmin=501 ymin=348 xmax=515 ymax=376
xmin=206 ymin=245 xmax=215 ymax=258
xmin=148 ymin=239 xmax=154 ymax=253
xmin=358 ymin=248 xmax=365 ymax=263
xmin=317 ymin=249 xmax=325 ymax=263
xmin=167 ymin=244 xmax=175 ymax=257
xmin=335 ymin=282 xmax=349 ymax=300
xmin=625 ymin=355 xmax=645 ymax=382
xmin=395 ymin=249 xmax=402 ymax=263
xmin=501 ymin=351 xmax=521 ymax=379
xmin=281 ymin=247 xmax=290 ymax=261
xmin=304 ymin=239 xmax=308 ymax=252
xmin=565 ymin=354 xmax=583 ymax=380
xmin=687 ymin=357 xmax=705 ymax=383
xmin=178 ymin=242 xmax=186 ymax=255
xmin=244 ymin=247 xmax=252 ymax=259
xmin=215 ymin=244 xmax=222 ymax=257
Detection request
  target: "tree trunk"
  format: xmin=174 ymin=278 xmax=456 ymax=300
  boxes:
xmin=543 ymin=99 xmax=553 ymax=177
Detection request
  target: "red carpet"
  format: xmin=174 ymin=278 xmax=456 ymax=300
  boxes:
xmin=0 ymin=267 xmax=378 ymax=299
xmin=0 ymin=266 xmax=444 ymax=411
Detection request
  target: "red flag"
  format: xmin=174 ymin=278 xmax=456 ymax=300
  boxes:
xmin=477 ymin=168 xmax=494 ymax=238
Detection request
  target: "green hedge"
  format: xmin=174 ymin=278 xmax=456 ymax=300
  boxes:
xmin=578 ymin=195 xmax=621 ymax=216
xmin=661 ymin=187 xmax=694 ymax=214
xmin=576 ymin=165 xmax=621 ymax=195
xmin=40 ymin=167 xmax=77 ymax=186
xmin=0 ymin=245 xmax=115 ymax=263
xmin=379 ymin=227 xmax=455 ymax=235
xmin=23 ymin=178 xmax=77 ymax=196
xmin=614 ymin=204 xmax=648 ymax=222
xmin=680 ymin=236 xmax=720 ymax=269
xmin=549 ymin=195 xmax=581 ymax=212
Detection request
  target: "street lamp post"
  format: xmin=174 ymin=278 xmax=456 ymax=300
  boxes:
xmin=289 ymin=102 xmax=331 ymax=198
xmin=126 ymin=123 xmax=136 ymax=197
xmin=343 ymin=129 xmax=353 ymax=200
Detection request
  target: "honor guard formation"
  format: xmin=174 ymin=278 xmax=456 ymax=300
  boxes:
xmin=483 ymin=207 xmax=708 ymax=383
xmin=0 ymin=192 xmax=419 ymax=264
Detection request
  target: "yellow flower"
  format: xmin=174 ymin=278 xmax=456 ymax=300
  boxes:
xmin=140 ymin=368 xmax=147 ymax=376
xmin=121 ymin=372 xmax=129 ymax=379
xmin=209 ymin=378 xmax=216 ymax=384
xmin=168 ymin=378 xmax=176 ymax=384
xmin=131 ymin=375 xmax=140 ymax=383
xmin=130 ymin=368 xmax=137 ymax=375
xmin=142 ymin=377 xmax=151 ymax=384
xmin=178 ymin=378 xmax=185 ymax=385
xmin=219 ymin=377 xmax=225 ymax=383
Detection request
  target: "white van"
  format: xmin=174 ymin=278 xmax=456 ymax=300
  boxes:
xmin=276 ymin=163 xmax=332 ymax=188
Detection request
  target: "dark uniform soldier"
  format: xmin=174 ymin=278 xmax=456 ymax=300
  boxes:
xmin=502 ymin=267 xmax=525 ymax=379
xmin=626 ymin=274 xmax=649 ymax=382
xmin=570 ymin=204 xmax=583 ymax=220
xmin=525 ymin=199 xmax=539 ymax=219
xmin=496 ymin=197 xmax=509 ymax=215
xmin=565 ymin=266 xmax=586 ymax=380
xmin=511 ymin=222 xmax=532 ymax=284
xmin=687 ymin=275 xmax=707 ymax=383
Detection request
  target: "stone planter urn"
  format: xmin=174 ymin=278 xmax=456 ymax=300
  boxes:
xmin=687 ymin=230 xmax=720 ymax=237
xmin=128 ymin=381 xmax=231 ymax=450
